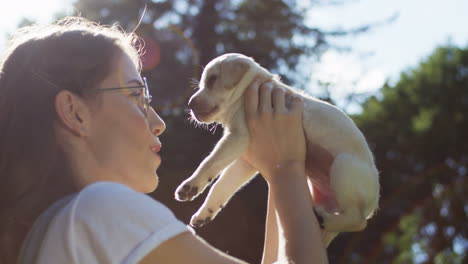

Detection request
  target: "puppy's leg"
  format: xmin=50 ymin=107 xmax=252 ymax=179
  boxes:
xmin=175 ymin=132 xmax=249 ymax=201
xmin=190 ymin=158 xmax=257 ymax=227
xmin=315 ymin=153 xmax=379 ymax=232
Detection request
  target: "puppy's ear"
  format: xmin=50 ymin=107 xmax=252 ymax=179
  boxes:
xmin=221 ymin=59 xmax=250 ymax=90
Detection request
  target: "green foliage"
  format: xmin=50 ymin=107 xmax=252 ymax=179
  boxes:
xmin=383 ymin=214 xmax=420 ymax=264
xmin=412 ymin=108 xmax=435 ymax=133
xmin=434 ymin=250 xmax=464 ymax=264
xmin=350 ymin=44 xmax=468 ymax=263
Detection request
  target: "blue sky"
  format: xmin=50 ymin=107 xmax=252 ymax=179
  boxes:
xmin=303 ymin=0 xmax=468 ymax=110
xmin=0 ymin=0 xmax=467 ymax=112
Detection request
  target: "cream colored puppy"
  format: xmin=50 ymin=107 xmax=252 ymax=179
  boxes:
xmin=175 ymin=53 xmax=380 ymax=246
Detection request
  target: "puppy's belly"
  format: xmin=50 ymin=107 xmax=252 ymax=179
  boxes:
xmin=305 ymin=142 xmax=339 ymax=211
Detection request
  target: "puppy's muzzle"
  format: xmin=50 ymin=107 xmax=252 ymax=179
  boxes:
xmin=188 ymin=97 xmax=218 ymax=120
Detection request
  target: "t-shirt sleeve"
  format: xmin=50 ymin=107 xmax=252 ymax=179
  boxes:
xmin=63 ymin=181 xmax=192 ymax=264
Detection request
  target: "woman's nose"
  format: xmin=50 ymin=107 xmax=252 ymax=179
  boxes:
xmin=148 ymin=107 xmax=166 ymax=136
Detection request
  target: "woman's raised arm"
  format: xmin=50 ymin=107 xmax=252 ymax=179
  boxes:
xmin=243 ymin=79 xmax=329 ymax=264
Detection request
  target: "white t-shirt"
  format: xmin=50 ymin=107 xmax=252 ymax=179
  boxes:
xmin=34 ymin=181 xmax=192 ymax=264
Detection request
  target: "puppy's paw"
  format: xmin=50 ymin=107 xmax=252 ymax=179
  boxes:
xmin=190 ymin=215 xmax=212 ymax=228
xmin=175 ymin=172 xmax=218 ymax=201
xmin=174 ymin=183 xmax=199 ymax=201
xmin=190 ymin=207 xmax=220 ymax=227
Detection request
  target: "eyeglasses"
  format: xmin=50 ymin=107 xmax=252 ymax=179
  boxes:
xmin=96 ymin=77 xmax=153 ymax=115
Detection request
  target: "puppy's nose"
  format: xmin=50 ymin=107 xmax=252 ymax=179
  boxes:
xmin=188 ymin=96 xmax=199 ymax=110
xmin=188 ymin=97 xmax=212 ymax=113
xmin=188 ymin=97 xmax=205 ymax=113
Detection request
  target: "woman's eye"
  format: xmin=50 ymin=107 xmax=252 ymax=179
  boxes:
xmin=130 ymin=92 xmax=142 ymax=98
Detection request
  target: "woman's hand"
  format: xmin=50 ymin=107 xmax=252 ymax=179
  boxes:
xmin=243 ymin=78 xmax=329 ymax=264
xmin=242 ymin=78 xmax=306 ymax=182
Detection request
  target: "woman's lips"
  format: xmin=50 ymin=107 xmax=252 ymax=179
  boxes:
xmin=150 ymin=144 xmax=161 ymax=153
xmin=150 ymin=144 xmax=162 ymax=165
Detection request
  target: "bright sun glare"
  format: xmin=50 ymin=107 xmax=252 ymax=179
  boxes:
xmin=0 ymin=0 xmax=74 ymax=32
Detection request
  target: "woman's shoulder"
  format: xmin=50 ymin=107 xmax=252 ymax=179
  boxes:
xmin=38 ymin=181 xmax=191 ymax=263
xmin=78 ymin=181 xmax=148 ymax=199
xmin=70 ymin=181 xmax=176 ymax=221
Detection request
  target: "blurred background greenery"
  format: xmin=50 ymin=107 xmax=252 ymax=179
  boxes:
xmin=3 ymin=0 xmax=467 ymax=263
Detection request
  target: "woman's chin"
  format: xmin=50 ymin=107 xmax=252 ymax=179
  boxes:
xmin=140 ymin=174 xmax=159 ymax=193
xmin=148 ymin=176 xmax=159 ymax=193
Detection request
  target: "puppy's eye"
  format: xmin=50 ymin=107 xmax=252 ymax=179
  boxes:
xmin=206 ymin=75 xmax=218 ymax=88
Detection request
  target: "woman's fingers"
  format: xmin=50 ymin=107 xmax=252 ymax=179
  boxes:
xmin=242 ymin=79 xmax=306 ymax=177
xmin=245 ymin=78 xmax=261 ymax=118
xmin=272 ymin=87 xmax=287 ymax=113
xmin=290 ymin=95 xmax=304 ymax=114
xmin=259 ymin=82 xmax=273 ymax=113
xmin=245 ymin=79 xmax=301 ymax=116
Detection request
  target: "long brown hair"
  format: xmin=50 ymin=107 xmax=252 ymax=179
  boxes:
xmin=0 ymin=17 xmax=142 ymax=263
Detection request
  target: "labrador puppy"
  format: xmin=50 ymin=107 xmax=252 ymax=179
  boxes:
xmin=175 ymin=53 xmax=380 ymax=246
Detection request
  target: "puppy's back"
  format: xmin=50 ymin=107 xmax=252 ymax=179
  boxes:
xmin=301 ymin=95 xmax=374 ymax=163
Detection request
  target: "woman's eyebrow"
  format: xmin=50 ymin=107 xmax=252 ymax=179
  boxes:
xmin=126 ymin=78 xmax=144 ymax=86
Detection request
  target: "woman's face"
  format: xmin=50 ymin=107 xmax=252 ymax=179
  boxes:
xmin=86 ymin=52 xmax=165 ymax=193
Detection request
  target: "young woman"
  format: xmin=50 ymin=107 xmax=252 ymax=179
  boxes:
xmin=0 ymin=17 xmax=328 ymax=263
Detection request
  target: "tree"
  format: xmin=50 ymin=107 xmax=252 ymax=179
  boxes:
xmin=341 ymin=44 xmax=468 ymax=264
